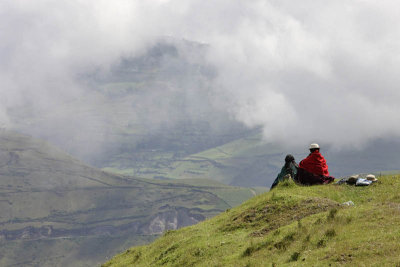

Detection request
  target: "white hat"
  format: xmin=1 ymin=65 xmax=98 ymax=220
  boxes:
xmin=366 ymin=174 xmax=377 ymax=181
xmin=309 ymin=143 xmax=320 ymax=149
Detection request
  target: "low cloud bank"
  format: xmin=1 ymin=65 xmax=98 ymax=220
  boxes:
xmin=1 ymin=0 xmax=400 ymax=154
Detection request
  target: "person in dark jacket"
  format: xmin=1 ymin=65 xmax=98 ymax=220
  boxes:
xmin=295 ymin=143 xmax=334 ymax=185
xmin=270 ymin=154 xmax=298 ymax=189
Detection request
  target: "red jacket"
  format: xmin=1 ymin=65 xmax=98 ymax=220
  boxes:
xmin=299 ymin=151 xmax=330 ymax=176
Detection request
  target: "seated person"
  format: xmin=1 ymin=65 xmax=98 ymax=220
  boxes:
xmin=295 ymin=143 xmax=334 ymax=185
xmin=270 ymin=154 xmax=298 ymax=189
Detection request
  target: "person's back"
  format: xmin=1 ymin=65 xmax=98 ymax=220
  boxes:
xmin=296 ymin=143 xmax=334 ymax=185
xmin=299 ymin=146 xmax=329 ymax=176
xmin=270 ymin=154 xmax=298 ymax=189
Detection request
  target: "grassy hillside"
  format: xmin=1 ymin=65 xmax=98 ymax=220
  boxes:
xmin=103 ymin=131 xmax=281 ymax=187
xmin=0 ymin=130 xmax=259 ymax=267
xmin=104 ymin=174 xmax=400 ymax=266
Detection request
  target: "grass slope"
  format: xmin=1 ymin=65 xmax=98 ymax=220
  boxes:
xmin=0 ymin=130 xmax=258 ymax=267
xmin=104 ymin=131 xmax=281 ymax=187
xmin=104 ymin=174 xmax=400 ymax=266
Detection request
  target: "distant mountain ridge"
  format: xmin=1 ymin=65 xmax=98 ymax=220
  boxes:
xmin=0 ymin=130 xmax=257 ymax=266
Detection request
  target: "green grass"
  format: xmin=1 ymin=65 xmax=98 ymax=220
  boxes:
xmin=104 ymin=175 xmax=400 ymax=266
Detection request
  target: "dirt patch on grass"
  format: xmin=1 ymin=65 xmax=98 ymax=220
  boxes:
xmin=220 ymin=196 xmax=339 ymax=236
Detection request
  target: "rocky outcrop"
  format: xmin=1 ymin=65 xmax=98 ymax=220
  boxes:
xmin=141 ymin=207 xmax=205 ymax=234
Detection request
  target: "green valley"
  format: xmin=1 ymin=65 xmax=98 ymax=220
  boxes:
xmin=0 ymin=130 xmax=259 ymax=266
xmin=103 ymin=130 xmax=283 ymax=187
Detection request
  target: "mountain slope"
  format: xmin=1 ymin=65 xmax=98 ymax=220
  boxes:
xmin=103 ymin=130 xmax=281 ymax=187
xmin=10 ymin=40 xmax=249 ymax=172
xmin=0 ymin=130 xmax=257 ymax=267
xmin=104 ymin=175 xmax=400 ymax=266
xmin=10 ymin=40 xmax=400 ymax=189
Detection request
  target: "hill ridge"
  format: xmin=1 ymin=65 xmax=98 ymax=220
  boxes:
xmin=104 ymin=175 xmax=400 ymax=266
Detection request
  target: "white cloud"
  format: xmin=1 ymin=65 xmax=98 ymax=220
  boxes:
xmin=1 ymin=0 xmax=400 ymax=152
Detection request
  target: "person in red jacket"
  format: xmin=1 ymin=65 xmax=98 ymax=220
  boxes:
xmin=299 ymin=143 xmax=329 ymax=176
xmin=295 ymin=143 xmax=334 ymax=185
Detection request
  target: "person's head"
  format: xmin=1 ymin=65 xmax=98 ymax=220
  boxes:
xmin=285 ymin=154 xmax=295 ymax=163
xmin=309 ymin=143 xmax=320 ymax=153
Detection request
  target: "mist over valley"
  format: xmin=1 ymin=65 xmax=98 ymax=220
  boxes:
xmin=2 ymin=1 xmax=400 ymax=266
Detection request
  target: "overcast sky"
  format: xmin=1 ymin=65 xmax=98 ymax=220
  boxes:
xmin=1 ymin=0 xmax=400 ymax=152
